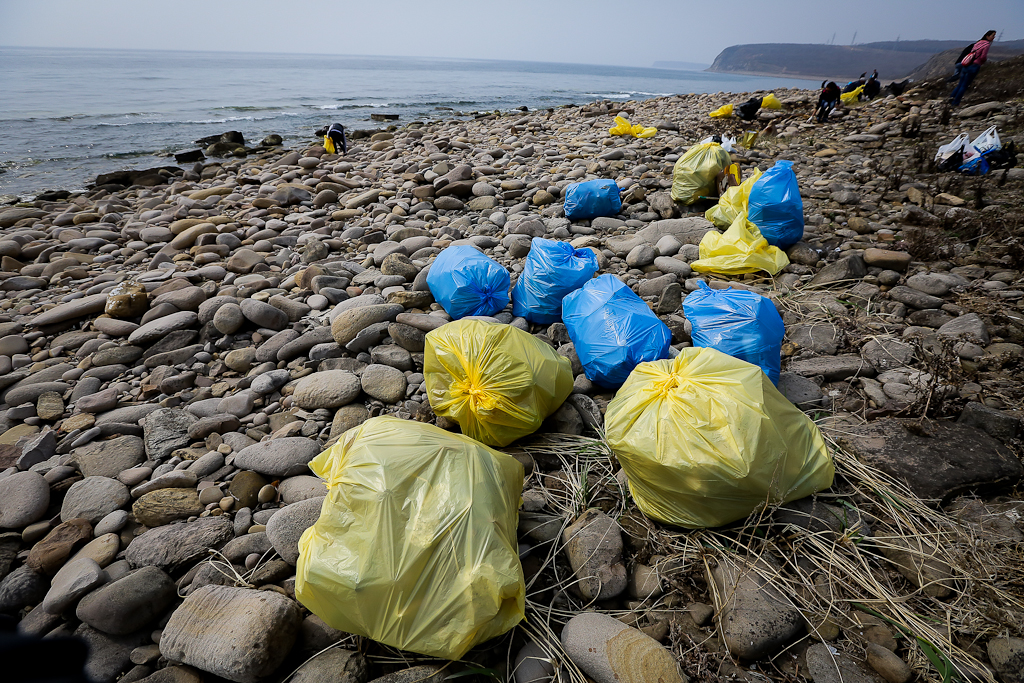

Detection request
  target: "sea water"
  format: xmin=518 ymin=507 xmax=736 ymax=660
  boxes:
xmin=0 ymin=47 xmax=811 ymax=197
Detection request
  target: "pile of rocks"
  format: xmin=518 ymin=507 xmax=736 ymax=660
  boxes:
xmin=0 ymin=83 xmax=1022 ymax=683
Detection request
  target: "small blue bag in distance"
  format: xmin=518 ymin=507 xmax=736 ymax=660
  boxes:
xmin=563 ymin=179 xmax=622 ymax=221
xmin=511 ymin=238 xmax=599 ymax=324
xmin=561 ymin=274 xmax=672 ymax=388
xmin=426 ymin=245 xmax=510 ymax=319
xmin=682 ymin=281 xmax=784 ymax=385
xmin=747 ymin=160 xmax=804 ymax=248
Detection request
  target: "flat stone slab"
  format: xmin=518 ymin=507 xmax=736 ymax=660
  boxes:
xmin=838 ymin=419 xmax=1024 ymax=503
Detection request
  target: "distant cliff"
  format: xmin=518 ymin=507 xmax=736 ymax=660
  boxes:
xmin=708 ymin=40 xmax=972 ymax=80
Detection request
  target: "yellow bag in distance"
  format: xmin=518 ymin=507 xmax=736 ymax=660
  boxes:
xmin=740 ymin=131 xmax=759 ymax=149
xmin=605 ymin=348 xmax=834 ymax=529
xmin=295 ymin=416 xmax=525 ymax=660
xmin=709 ymin=103 xmax=734 ymax=118
xmin=424 ymin=319 xmax=573 ymax=447
xmin=610 ymin=115 xmax=656 ymax=138
xmin=705 ymin=167 xmax=762 ymax=228
xmin=691 ymin=210 xmax=789 ymax=276
xmin=631 ymin=122 xmax=658 ymax=138
xmin=761 ymin=93 xmax=782 ymax=109
xmin=323 ymin=135 xmax=336 ymax=155
xmin=840 ymin=85 xmax=865 ymax=105
xmin=670 ymin=142 xmax=732 ymax=205
xmin=609 ymin=115 xmax=632 ymax=136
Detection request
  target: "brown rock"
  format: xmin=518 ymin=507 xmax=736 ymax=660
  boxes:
xmin=25 ymin=518 xmax=93 ymax=575
xmin=133 ymin=489 xmax=205 ymax=527
xmin=105 ymin=282 xmax=149 ymax=319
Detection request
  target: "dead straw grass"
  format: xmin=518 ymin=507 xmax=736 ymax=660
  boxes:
xmin=513 ymin=429 xmax=1024 ymax=683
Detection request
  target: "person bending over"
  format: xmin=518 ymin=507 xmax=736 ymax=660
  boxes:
xmin=951 ymin=31 xmax=996 ymax=106
xmin=815 ymin=81 xmax=841 ymax=123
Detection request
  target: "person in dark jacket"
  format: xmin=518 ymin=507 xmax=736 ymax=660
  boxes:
xmin=842 ymin=73 xmax=866 ymax=94
xmin=814 ymin=81 xmax=841 ymax=122
xmin=951 ymin=30 xmax=996 ymax=106
xmin=863 ymin=70 xmax=880 ymax=99
xmin=325 ymin=123 xmax=347 ymax=154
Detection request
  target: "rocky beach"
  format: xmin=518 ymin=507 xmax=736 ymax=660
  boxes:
xmin=0 ymin=66 xmax=1023 ymax=683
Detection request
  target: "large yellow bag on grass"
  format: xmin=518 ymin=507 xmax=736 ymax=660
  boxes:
xmin=705 ymin=167 xmax=762 ymax=228
xmin=761 ymin=93 xmax=782 ymax=109
xmin=670 ymin=142 xmax=732 ymax=205
xmin=296 ymin=416 xmax=525 ymax=659
xmin=709 ymin=103 xmax=734 ymax=118
xmin=425 ymin=319 xmax=573 ymax=447
xmin=605 ymin=348 xmax=834 ymax=528
xmin=691 ymin=211 xmax=789 ymax=276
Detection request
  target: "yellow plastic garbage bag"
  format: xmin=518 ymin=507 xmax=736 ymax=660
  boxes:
xmin=609 ymin=115 xmax=656 ymax=138
xmin=761 ymin=93 xmax=782 ymax=109
xmin=691 ymin=211 xmax=789 ymax=276
xmin=425 ymin=319 xmax=573 ymax=447
xmin=609 ymin=115 xmax=633 ymax=136
xmin=740 ymin=131 xmax=759 ymax=149
xmin=840 ymin=85 xmax=864 ymax=105
xmin=295 ymin=416 xmax=525 ymax=660
xmin=323 ymin=135 xmax=336 ymax=155
xmin=705 ymin=167 xmax=762 ymax=228
xmin=670 ymin=142 xmax=732 ymax=205
xmin=631 ymin=122 xmax=658 ymax=138
xmin=709 ymin=103 xmax=734 ymax=118
xmin=605 ymin=348 xmax=834 ymax=528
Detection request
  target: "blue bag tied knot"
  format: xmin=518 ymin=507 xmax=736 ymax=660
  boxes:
xmin=682 ymin=281 xmax=784 ymax=385
xmin=561 ymin=274 xmax=672 ymax=388
xmin=563 ymin=179 xmax=622 ymax=221
xmin=426 ymin=245 xmax=511 ymax=319
xmin=511 ymin=238 xmax=599 ymax=324
xmin=747 ymin=160 xmax=804 ymax=249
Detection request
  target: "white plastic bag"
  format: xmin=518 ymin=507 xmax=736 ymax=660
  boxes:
xmin=971 ymin=126 xmax=1001 ymax=155
xmin=700 ymin=135 xmax=737 ymax=153
xmin=935 ymin=133 xmax=968 ymax=162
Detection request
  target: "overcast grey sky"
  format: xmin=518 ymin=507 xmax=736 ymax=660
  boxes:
xmin=1 ymin=0 xmax=1022 ymax=67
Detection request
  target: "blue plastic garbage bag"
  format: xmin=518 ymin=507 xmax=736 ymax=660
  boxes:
xmin=682 ymin=281 xmax=784 ymax=385
xmin=561 ymin=274 xmax=672 ymax=388
xmin=427 ymin=245 xmax=510 ymax=319
xmin=563 ymin=179 xmax=622 ymax=221
xmin=747 ymin=160 xmax=804 ymax=248
xmin=511 ymin=238 xmax=599 ymax=324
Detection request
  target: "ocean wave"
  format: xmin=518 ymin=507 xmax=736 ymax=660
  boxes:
xmin=93 ymin=113 xmax=300 ymax=127
xmin=582 ymin=91 xmax=675 ymax=99
xmin=312 ymin=103 xmax=393 ymax=109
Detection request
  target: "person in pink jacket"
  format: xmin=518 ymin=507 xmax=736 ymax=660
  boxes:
xmin=951 ymin=30 xmax=996 ymax=106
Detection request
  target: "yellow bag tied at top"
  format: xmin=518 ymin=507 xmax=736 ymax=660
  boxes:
xmin=425 ymin=319 xmax=573 ymax=447
xmin=761 ymin=93 xmax=782 ymax=109
xmin=705 ymin=167 xmax=762 ymax=228
xmin=295 ymin=416 xmax=526 ymax=660
xmin=709 ymin=103 xmax=734 ymax=118
xmin=605 ymin=348 xmax=834 ymax=529
xmin=840 ymin=85 xmax=865 ymax=104
xmin=670 ymin=142 xmax=732 ymax=205
xmin=691 ymin=210 xmax=790 ymax=276
xmin=323 ymin=135 xmax=336 ymax=154
xmin=609 ymin=115 xmax=657 ymax=138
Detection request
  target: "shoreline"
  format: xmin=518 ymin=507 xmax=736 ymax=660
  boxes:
xmin=3 ymin=86 xmax=821 ymax=203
